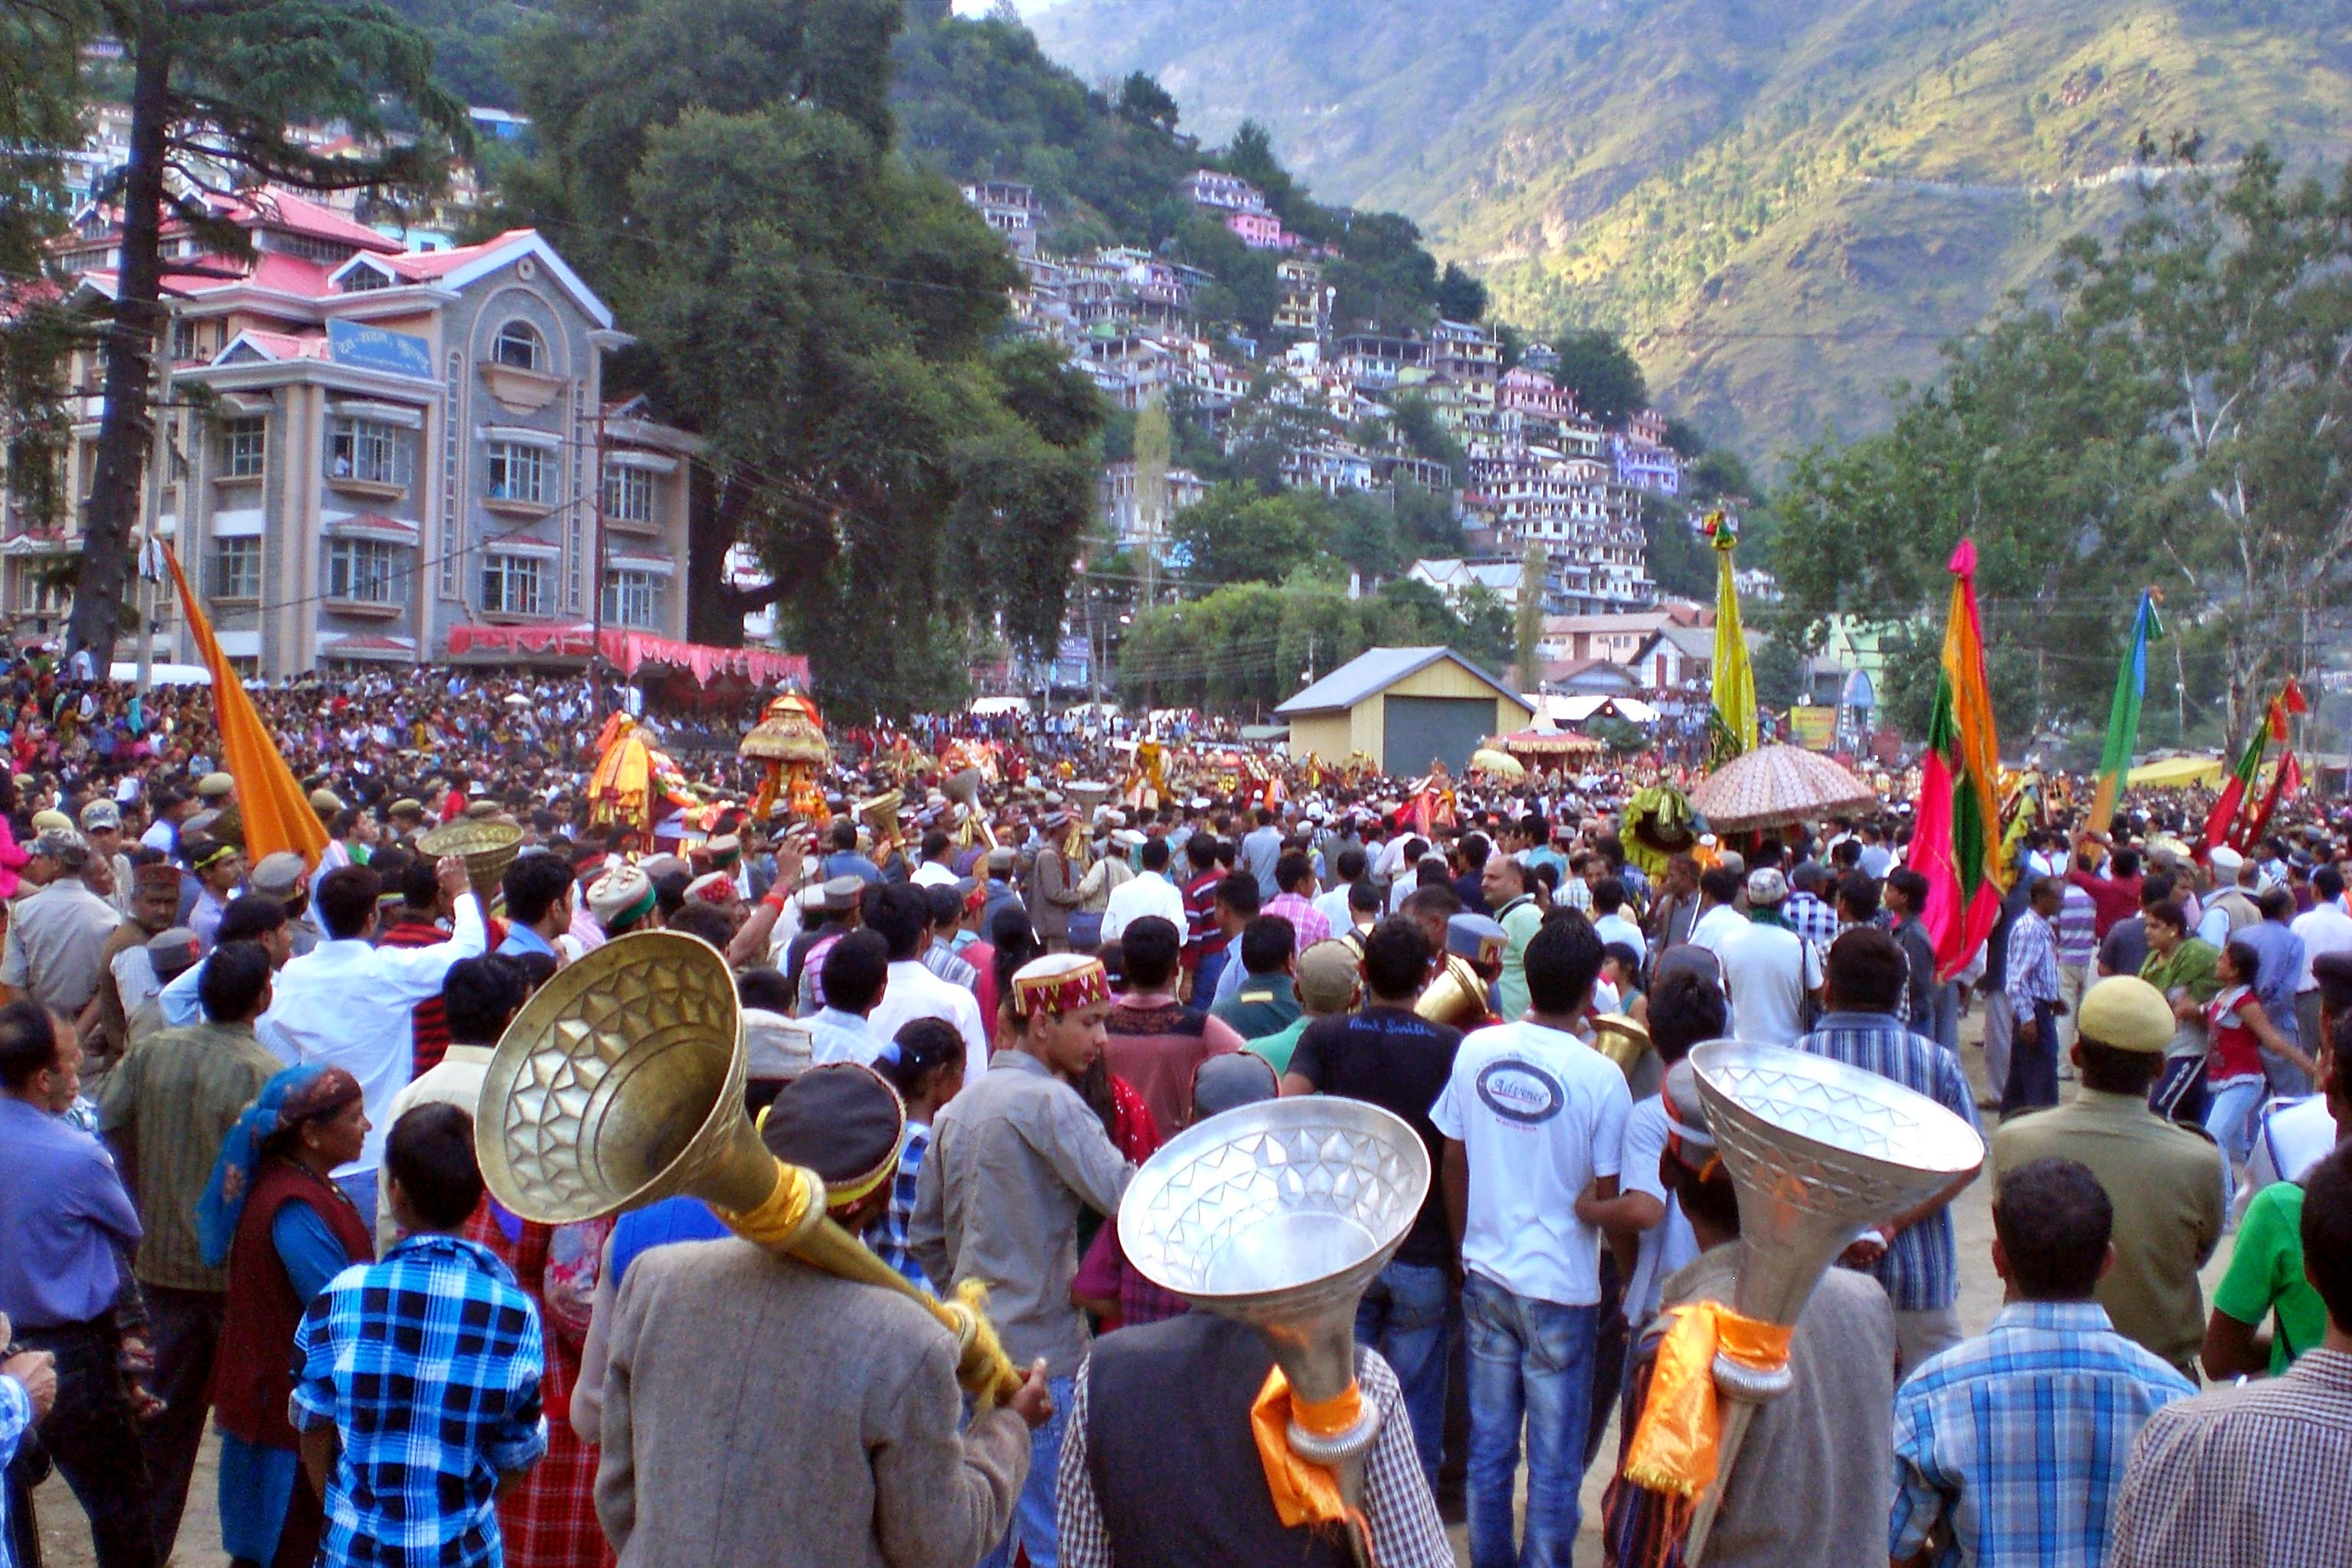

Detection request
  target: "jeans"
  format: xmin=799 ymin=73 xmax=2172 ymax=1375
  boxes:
xmin=1981 ymin=987 xmax=2013 ymax=1101
xmin=1582 ymin=1250 xmax=1625 ymax=1475
xmin=2001 ymin=1001 xmax=2059 ymax=1115
xmin=1930 ymin=979 xmax=1962 ymax=1056
xmin=140 ymin=1286 xmax=226 ymax=1560
xmin=1354 ymin=1259 xmax=1452 ymax=1491
xmin=2206 ymin=1076 xmax=2268 ymax=1214
xmin=8 ymin=1318 xmax=158 ymax=1568
xmin=1462 ymin=1272 xmax=1599 ymax=1568
xmin=980 ymin=1373 xmax=1073 ymax=1568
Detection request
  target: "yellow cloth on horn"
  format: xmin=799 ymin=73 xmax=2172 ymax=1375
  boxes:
xmin=1622 ymin=1301 xmax=1793 ymax=1499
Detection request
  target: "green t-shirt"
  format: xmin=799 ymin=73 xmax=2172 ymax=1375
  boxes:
xmin=2211 ymin=1180 xmax=2326 ymax=1375
xmin=1246 ymin=1015 xmax=1311 ymax=1076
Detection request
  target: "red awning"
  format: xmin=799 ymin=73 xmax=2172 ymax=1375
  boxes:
xmin=444 ymin=622 xmax=808 ymax=687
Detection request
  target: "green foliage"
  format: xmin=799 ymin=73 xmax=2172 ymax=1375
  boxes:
xmin=1390 ymin=393 xmax=1465 ymax=472
xmin=1639 ymin=494 xmax=1713 ymax=601
xmin=1116 ymin=71 xmax=1179 ymax=131
xmin=381 ymin=0 xmax=534 ymax=106
xmin=1452 ymin=583 xmax=1513 ymax=675
xmin=1513 ymin=537 xmax=1544 ymax=680
xmin=1435 ymin=263 xmax=1488 ymax=323
xmin=1548 ymin=328 xmax=1648 ymax=425
xmin=1393 ymin=479 xmax=1465 ymax=555
xmin=1166 ymin=484 xmax=1322 ymax=585
xmin=1751 ymin=637 xmax=1805 ymax=708
xmin=505 ymin=0 xmax=1102 ymax=714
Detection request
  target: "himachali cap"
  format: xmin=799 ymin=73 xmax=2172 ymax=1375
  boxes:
xmin=702 ymin=834 xmax=743 ymax=868
xmin=1010 ymin=952 xmax=1112 ymax=1019
xmin=1446 ymin=913 xmax=1508 ymax=968
xmin=145 ymin=926 xmax=204 ymax=982
xmin=587 ymin=864 xmax=658 ymax=932
xmin=2076 ymin=975 xmax=2175 ymax=1054
xmin=684 ymin=871 xmax=737 ymax=906
xmin=132 ymin=861 xmax=182 ymax=893
xmin=78 ymin=799 xmax=120 ymax=831
xmin=197 ymin=772 xmax=235 ymax=799
xmin=756 ymin=1062 xmax=905 ymax=1210
xmin=1746 ymin=867 xmax=1788 ymax=906
xmin=821 ymin=875 xmax=864 ymax=913
xmin=2208 ymin=845 xmax=2245 ymax=875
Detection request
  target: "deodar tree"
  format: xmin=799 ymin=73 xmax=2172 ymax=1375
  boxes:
xmin=503 ymin=0 xmax=1102 ymax=714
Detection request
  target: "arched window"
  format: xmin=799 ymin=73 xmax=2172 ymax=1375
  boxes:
xmin=493 ymin=320 xmax=546 ymax=371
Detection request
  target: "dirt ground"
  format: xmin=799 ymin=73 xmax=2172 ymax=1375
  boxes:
xmin=31 ymin=1008 xmax=2236 ymax=1568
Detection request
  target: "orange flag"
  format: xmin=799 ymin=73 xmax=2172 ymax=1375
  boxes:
xmin=162 ymin=545 xmax=330 ymax=868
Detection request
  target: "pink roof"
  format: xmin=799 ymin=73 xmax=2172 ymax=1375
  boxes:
xmin=230 ymin=329 xmax=332 ymax=361
xmin=375 ymin=230 xmax=539 ymax=281
xmin=211 ymin=188 xmax=402 ymax=254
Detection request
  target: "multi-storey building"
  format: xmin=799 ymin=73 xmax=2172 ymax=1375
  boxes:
xmin=1178 ymin=170 xmax=1269 ymax=214
xmin=1099 ymin=460 xmax=1207 ymax=558
xmin=1274 ymin=258 xmax=1331 ymax=339
xmin=28 ymin=188 xmax=697 ymax=675
xmin=1334 ymin=330 xmax=1426 ymax=389
xmin=961 ymin=180 xmax=1043 ymax=256
xmin=1613 ymin=407 xmax=1683 ymax=496
xmin=1461 ymin=443 xmax=1654 ymax=612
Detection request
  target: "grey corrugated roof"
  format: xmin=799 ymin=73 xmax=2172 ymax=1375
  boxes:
xmin=1276 ymin=645 xmax=1527 ymax=717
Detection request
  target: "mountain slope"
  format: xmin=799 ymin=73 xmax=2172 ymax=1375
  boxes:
xmin=1036 ymin=0 xmax=2352 ymax=462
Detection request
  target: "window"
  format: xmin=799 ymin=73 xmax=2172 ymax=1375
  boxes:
xmin=212 ymin=536 xmax=261 ymax=599
xmin=217 ymin=417 xmax=265 ymax=479
xmin=324 ymin=538 xmax=405 ymax=604
xmin=603 ymin=464 xmax=655 ymax=524
xmin=328 ymin=418 xmax=412 ymax=488
xmin=338 ymin=264 xmax=392 ymax=292
xmin=485 ymin=442 xmax=548 ymax=504
xmin=493 ymin=321 xmax=545 ymax=371
xmin=480 ymin=551 xmax=548 ymax=616
xmin=169 ymin=319 xmax=204 ymax=362
xmin=602 ymin=569 xmax=663 ymax=629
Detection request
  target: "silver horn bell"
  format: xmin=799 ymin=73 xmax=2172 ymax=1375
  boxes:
xmin=1120 ymin=1097 xmax=1429 ymax=1477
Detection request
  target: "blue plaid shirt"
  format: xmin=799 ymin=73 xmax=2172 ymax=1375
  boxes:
xmin=1892 ymin=1300 xmax=2197 ymax=1568
xmin=871 ymin=1122 xmax=932 ymax=1294
xmin=292 ymin=1233 xmax=547 ymax=1568
xmin=1795 ymin=1012 xmax=1981 ymax=1311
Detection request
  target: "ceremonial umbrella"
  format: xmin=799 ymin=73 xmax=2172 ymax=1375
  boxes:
xmin=1690 ymin=743 xmax=1878 ymax=833
xmin=1468 ymin=748 xmax=1526 ymax=781
xmin=1494 ymin=727 xmax=1605 ymax=760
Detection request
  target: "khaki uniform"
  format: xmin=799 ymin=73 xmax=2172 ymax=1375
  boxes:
xmin=1991 ymin=1087 xmax=2224 ymax=1376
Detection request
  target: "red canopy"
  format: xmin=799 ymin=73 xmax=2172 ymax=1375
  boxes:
xmin=445 ymin=622 xmax=808 ymax=687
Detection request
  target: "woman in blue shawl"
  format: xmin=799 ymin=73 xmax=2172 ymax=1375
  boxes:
xmin=199 ymin=1063 xmax=372 ymax=1568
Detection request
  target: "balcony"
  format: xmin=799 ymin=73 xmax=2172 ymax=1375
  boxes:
xmin=479 ymin=362 xmax=564 ymax=413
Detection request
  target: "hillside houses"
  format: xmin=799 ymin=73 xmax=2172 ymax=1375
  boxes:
xmin=959 ymin=172 xmax=1690 ymax=617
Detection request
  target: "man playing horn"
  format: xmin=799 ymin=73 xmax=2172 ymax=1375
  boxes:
xmin=1600 ymin=1060 xmax=1896 ymax=1566
xmin=596 ymin=1063 xmax=1052 ymax=1566
xmin=911 ymin=953 xmax=1135 ymax=1568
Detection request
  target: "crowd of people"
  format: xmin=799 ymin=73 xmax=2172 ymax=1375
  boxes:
xmin=0 ymin=663 xmax=2344 ymax=1568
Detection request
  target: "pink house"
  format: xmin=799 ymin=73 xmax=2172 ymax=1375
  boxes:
xmin=1224 ymin=211 xmax=1295 ymax=250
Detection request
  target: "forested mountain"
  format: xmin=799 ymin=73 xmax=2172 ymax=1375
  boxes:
xmin=1034 ymin=0 xmax=2352 ymax=464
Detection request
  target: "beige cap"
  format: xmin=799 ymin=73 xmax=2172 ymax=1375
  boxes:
xmin=197 ymin=772 xmax=235 ymax=799
xmin=1295 ymin=940 xmax=1362 ymax=1014
xmin=2076 ymin=975 xmax=2175 ymax=1054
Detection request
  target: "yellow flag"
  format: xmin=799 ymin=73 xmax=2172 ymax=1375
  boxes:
xmin=163 ymin=547 xmax=331 ymax=868
xmin=1707 ymin=512 xmax=1756 ymax=753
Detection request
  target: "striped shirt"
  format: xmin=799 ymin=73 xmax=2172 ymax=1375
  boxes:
xmin=1795 ymin=1011 xmax=1981 ymax=1311
xmin=2007 ymin=909 xmax=2062 ymax=1021
xmin=1784 ymin=890 xmax=1839 ymax=949
xmin=1893 ymin=1300 xmax=2196 ymax=1568
xmin=922 ymin=937 xmax=978 ymax=992
xmin=1263 ymin=891 xmax=1331 ymax=954
xmin=2057 ymin=882 xmax=2099 ymax=966
xmin=2109 ymin=1347 xmax=2352 ymax=1568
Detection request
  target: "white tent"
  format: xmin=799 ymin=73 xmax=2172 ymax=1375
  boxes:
xmin=1534 ymin=693 xmax=1658 ymax=727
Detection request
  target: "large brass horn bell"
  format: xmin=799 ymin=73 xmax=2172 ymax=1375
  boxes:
xmin=939 ymin=767 xmax=998 ymax=851
xmin=475 ymin=932 xmax=1026 ymax=1403
xmin=416 ymin=818 xmax=525 ymax=913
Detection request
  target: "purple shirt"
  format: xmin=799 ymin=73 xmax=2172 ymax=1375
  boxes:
xmin=1264 ymin=891 xmax=1332 ymax=954
xmin=0 ymin=1097 xmax=142 ymax=1328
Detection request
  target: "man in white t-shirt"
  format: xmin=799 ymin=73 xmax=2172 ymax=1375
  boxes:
xmin=1431 ymin=913 xmax=1632 ymax=1568
xmin=1686 ymin=864 xmax=1747 ymax=962
xmin=1101 ymin=835 xmax=1187 ymax=943
xmin=860 ymin=882 xmax=988 ymax=1066
xmin=1720 ymin=867 xmax=1824 ymax=1046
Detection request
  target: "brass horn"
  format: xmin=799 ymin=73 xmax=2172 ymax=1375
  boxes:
xmin=1591 ymin=1011 xmax=1654 ymax=1082
xmin=1415 ymin=952 xmax=1492 ymax=1027
xmin=474 ymin=931 xmax=1024 ymax=1404
xmin=416 ymin=818 xmax=524 ymax=910
xmin=853 ymin=789 xmax=904 ymax=848
xmin=940 ymin=767 xmax=998 ymax=851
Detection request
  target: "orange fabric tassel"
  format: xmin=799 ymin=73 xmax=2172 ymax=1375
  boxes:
xmin=1622 ymin=1302 xmax=1793 ymax=1499
xmin=1249 ymin=1369 xmax=1358 ymax=1530
xmin=162 ymin=547 xmax=330 ymax=869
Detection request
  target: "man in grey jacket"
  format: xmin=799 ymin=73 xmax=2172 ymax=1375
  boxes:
xmin=597 ymin=1063 xmax=1051 ymax=1567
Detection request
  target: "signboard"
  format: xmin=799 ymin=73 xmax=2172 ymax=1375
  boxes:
xmin=1788 ymin=704 xmax=1837 ymax=753
xmin=327 ymin=319 xmax=433 ymax=380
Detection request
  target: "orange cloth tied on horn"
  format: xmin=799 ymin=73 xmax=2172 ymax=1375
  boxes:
xmin=1249 ymin=1369 xmax=1374 ymax=1547
xmin=1621 ymin=1300 xmax=1793 ymax=1498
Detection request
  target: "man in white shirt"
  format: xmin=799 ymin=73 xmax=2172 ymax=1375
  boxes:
xmin=371 ymin=953 xmax=518 ymax=1252
xmin=910 ymin=828 xmax=960 ymax=890
xmin=266 ymin=855 xmax=482 ymax=1221
xmin=1686 ymin=864 xmax=1748 ymax=961
xmin=1719 ymin=867 xmax=1824 ymax=1046
xmin=861 ymin=882 xmax=988 ymax=1065
xmin=1101 ymin=835 xmax=1186 ymax=943
xmin=805 ymin=929 xmax=887 ymax=1066
xmin=2289 ymin=864 xmax=2352 ymax=1050
xmin=1430 ymin=916 xmax=1632 ymax=1567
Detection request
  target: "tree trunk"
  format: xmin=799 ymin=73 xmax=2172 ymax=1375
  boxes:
xmin=71 ymin=30 xmax=172 ymax=668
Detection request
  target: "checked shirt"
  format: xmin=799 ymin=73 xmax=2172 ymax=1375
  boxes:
xmin=292 ymin=1232 xmax=548 ymax=1567
xmin=1892 ymin=1300 xmax=2195 ymax=1568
